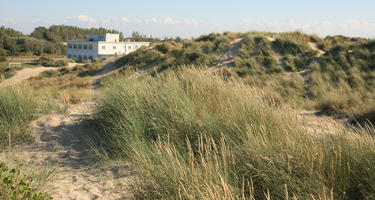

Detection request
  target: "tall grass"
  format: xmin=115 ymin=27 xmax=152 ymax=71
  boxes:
xmin=0 ymin=86 xmax=60 ymax=146
xmin=91 ymin=68 xmax=375 ymax=199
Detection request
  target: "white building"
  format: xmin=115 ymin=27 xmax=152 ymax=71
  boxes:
xmin=66 ymin=33 xmax=149 ymax=61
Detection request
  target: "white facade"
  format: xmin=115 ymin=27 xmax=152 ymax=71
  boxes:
xmin=67 ymin=33 xmax=149 ymax=61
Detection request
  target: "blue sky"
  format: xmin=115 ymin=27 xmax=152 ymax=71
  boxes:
xmin=1 ymin=0 xmax=375 ymax=38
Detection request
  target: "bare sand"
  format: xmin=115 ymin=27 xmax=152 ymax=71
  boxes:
xmin=0 ymin=63 xmax=83 ymax=88
xmin=214 ymin=37 xmax=243 ymax=68
xmin=1 ymin=102 xmax=134 ymax=199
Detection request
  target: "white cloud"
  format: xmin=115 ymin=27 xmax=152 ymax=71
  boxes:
xmin=65 ymin=15 xmax=98 ymax=23
xmin=242 ymin=19 xmax=252 ymax=26
xmin=134 ymin=16 xmax=180 ymax=24
xmin=31 ymin=18 xmax=53 ymax=24
xmin=163 ymin=16 xmax=179 ymax=24
xmin=151 ymin=17 xmax=160 ymax=23
xmin=121 ymin=17 xmax=129 ymax=22
xmin=184 ymin=18 xmax=200 ymax=25
xmin=342 ymin=19 xmax=372 ymax=29
xmin=78 ymin=15 xmax=97 ymax=23
xmin=2 ymin=17 xmax=16 ymax=23
xmin=78 ymin=15 xmax=89 ymax=22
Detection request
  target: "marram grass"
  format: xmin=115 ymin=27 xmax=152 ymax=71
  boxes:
xmin=91 ymin=68 xmax=375 ymax=199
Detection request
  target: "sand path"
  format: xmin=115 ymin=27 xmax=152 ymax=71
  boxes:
xmin=1 ymin=58 xmax=134 ymax=199
xmin=1 ymin=102 xmax=134 ymax=199
xmin=215 ymin=37 xmax=243 ymax=68
xmin=308 ymin=42 xmax=325 ymax=57
xmin=0 ymin=63 xmax=82 ymax=88
xmin=0 ymin=67 xmax=51 ymax=88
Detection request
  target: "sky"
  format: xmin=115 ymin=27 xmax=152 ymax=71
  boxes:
xmin=1 ymin=0 xmax=375 ymax=38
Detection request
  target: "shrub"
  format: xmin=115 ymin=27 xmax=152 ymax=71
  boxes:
xmin=155 ymin=43 xmax=171 ymax=54
xmin=0 ymin=162 xmax=52 ymax=199
xmin=39 ymin=70 xmax=59 ymax=78
xmin=77 ymin=63 xmax=103 ymax=77
xmin=274 ymin=38 xmax=303 ymax=55
xmin=0 ymin=56 xmax=6 ymax=61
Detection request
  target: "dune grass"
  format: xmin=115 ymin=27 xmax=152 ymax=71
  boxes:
xmin=0 ymin=86 xmax=61 ymax=147
xmin=115 ymin=32 xmax=241 ymax=73
xmin=91 ymin=68 xmax=375 ymax=199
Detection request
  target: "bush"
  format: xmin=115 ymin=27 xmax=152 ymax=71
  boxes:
xmin=0 ymin=56 xmax=6 ymax=61
xmin=39 ymin=70 xmax=59 ymax=78
xmin=77 ymin=63 xmax=103 ymax=77
xmin=155 ymin=43 xmax=171 ymax=54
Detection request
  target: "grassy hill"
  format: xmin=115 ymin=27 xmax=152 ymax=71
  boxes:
xmin=114 ymin=31 xmax=375 ymax=117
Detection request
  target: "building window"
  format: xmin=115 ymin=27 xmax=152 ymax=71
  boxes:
xmin=73 ymin=44 xmax=77 ymax=49
xmin=78 ymin=44 xmax=82 ymax=49
xmin=128 ymin=46 xmax=131 ymax=50
xmin=83 ymin=55 xmax=87 ymax=60
xmin=89 ymin=44 xmax=93 ymax=49
xmin=102 ymin=46 xmax=105 ymax=49
xmin=113 ymin=46 xmax=116 ymax=49
xmin=68 ymin=44 xmax=72 ymax=49
xmin=134 ymin=45 xmax=138 ymax=49
xmin=83 ymin=44 xmax=88 ymax=49
xmin=67 ymin=55 xmax=71 ymax=58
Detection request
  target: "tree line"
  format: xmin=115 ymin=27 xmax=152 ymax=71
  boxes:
xmin=0 ymin=25 xmax=166 ymax=57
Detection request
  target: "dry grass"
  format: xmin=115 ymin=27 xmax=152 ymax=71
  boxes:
xmin=91 ymin=68 xmax=375 ymax=199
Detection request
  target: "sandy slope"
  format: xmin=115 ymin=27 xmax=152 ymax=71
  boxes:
xmin=0 ymin=63 xmax=82 ymax=88
xmin=0 ymin=67 xmax=51 ymax=88
xmin=214 ymin=38 xmax=243 ymax=68
xmin=308 ymin=42 xmax=325 ymax=57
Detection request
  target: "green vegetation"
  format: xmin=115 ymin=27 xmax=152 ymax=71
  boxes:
xmin=0 ymin=25 xmax=127 ymax=56
xmin=233 ymin=34 xmax=279 ymax=75
xmin=114 ymin=30 xmax=375 ymax=117
xmin=37 ymin=57 xmax=68 ymax=67
xmin=0 ymin=86 xmax=60 ymax=146
xmin=1 ymin=29 xmax=375 ymax=199
xmin=306 ymin=40 xmax=375 ymax=116
xmin=115 ymin=32 xmax=241 ymax=73
xmin=91 ymin=68 xmax=375 ymax=199
xmin=30 ymin=25 xmax=124 ymax=43
xmin=0 ymin=162 xmax=52 ymax=199
xmin=0 ymin=26 xmax=65 ymax=56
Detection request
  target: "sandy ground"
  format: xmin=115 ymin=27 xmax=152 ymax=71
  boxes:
xmin=0 ymin=67 xmax=51 ymax=88
xmin=0 ymin=63 xmax=83 ymax=88
xmin=1 ymin=59 xmax=135 ymax=199
xmin=91 ymin=59 xmax=118 ymax=86
xmin=1 ymin=102 xmax=134 ymax=199
xmin=295 ymin=110 xmax=340 ymax=136
xmin=215 ymin=38 xmax=243 ymax=68
xmin=308 ymin=42 xmax=325 ymax=57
